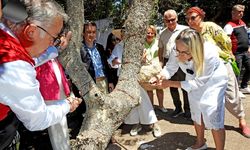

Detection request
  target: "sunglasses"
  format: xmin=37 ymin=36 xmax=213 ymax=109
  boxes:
xmin=185 ymin=15 xmax=198 ymax=22
xmin=165 ymin=18 xmax=176 ymax=23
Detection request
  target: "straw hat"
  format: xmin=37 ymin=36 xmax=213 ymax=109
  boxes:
xmin=111 ymin=29 xmax=122 ymax=40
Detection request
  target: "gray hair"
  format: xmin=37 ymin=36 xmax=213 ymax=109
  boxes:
xmin=164 ymin=9 xmax=178 ymax=18
xmin=232 ymin=4 xmax=245 ymax=12
xmin=3 ymin=0 xmax=68 ymax=33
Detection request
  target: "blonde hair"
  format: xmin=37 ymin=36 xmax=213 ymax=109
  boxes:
xmin=147 ymin=25 xmax=157 ymax=36
xmin=176 ymin=29 xmax=204 ymax=76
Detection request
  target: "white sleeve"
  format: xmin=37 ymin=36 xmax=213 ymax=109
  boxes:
xmin=180 ymin=43 xmax=221 ymax=92
xmin=107 ymin=44 xmax=123 ymax=68
xmin=223 ymin=24 xmax=233 ymax=35
xmin=160 ymin=49 xmax=179 ymax=79
xmin=34 ymin=46 xmax=58 ymax=67
xmin=107 ymin=54 xmax=118 ymax=68
xmin=0 ymin=61 xmax=70 ymax=131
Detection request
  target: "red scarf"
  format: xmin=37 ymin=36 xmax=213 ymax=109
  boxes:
xmin=0 ymin=29 xmax=34 ymax=121
xmin=36 ymin=59 xmax=70 ymax=100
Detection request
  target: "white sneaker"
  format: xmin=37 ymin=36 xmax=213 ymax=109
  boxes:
xmin=239 ymin=91 xmax=246 ymax=99
xmin=240 ymin=87 xmax=250 ymax=94
xmin=152 ymin=124 xmax=161 ymax=138
xmin=130 ymin=124 xmax=142 ymax=136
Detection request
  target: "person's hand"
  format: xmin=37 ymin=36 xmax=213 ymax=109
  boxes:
xmin=149 ymin=76 xmax=159 ymax=85
xmin=66 ymin=96 xmax=82 ymax=112
xmin=108 ymin=83 xmax=114 ymax=92
xmin=59 ymin=31 xmax=72 ymax=50
xmin=142 ymin=49 xmax=147 ymax=63
xmin=112 ymin=58 xmax=121 ymax=66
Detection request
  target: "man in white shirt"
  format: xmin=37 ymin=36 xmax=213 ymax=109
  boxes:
xmin=0 ymin=1 xmax=80 ymax=149
xmin=158 ymin=9 xmax=190 ymax=118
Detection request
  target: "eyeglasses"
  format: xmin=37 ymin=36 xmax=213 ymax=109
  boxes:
xmin=165 ymin=18 xmax=176 ymax=23
xmin=36 ymin=25 xmax=62 ymax=47
xmin=185 ymin=15 xmax=198 ymax=22
xmin=174 ymin=47 xmax=191 ymax=56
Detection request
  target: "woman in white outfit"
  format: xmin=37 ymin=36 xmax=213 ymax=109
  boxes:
xmin=107 ymin=29 xmax=161 ymax=137
xmin=150 ymin=29 xmax=228 ymax=150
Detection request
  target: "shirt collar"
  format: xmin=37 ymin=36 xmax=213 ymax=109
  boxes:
xmin=0 ymin=23 xmax=17 ymax=39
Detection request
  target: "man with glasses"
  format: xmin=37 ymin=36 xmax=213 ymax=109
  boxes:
xmin=0 ymin=1 xmax=81 ymax=149
xmin=224 ymin=4 xmax=250 ymax=95
xmin=158 ymin=9 xmax=190 ymax=118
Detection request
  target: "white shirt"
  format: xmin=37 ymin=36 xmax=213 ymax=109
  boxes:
xmin=107 ymin=41 xmax=124 ymax=76
xmin=161 ymin=42 xmax=228 ymax=129
xmin=161 ymin=42 xmax=224 ymax=93
xmin=0 ymin=23 xmax=70 ymax=131
xmin=158 ymin=24 xmax=188 ymax=59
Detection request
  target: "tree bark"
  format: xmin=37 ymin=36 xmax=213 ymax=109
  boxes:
xmin=58 ymin=0 xmax=154 ymax=149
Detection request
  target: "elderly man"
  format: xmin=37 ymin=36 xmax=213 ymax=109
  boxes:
xmin=158 ymin=9 xmax=190 ymax=118
xmin=0 ymin=1 xmax=81 ymax=149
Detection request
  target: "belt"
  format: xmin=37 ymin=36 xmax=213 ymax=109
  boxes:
xmin=96 ymin=76 xmax=106 ymax=82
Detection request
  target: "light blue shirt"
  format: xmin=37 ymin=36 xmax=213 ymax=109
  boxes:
xmin=84 ymin=42 xmax=105 ymax=78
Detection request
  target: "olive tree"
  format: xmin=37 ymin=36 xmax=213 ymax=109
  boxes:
xmin=58 ymin=0 xmax=155 ymax=149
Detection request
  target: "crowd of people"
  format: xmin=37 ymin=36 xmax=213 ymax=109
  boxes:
xmin=0 ymin=0 xmax=250 ymax=150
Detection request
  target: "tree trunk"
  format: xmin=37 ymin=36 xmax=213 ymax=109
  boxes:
xmin=58 ymin=0 xmax=154 ymax=149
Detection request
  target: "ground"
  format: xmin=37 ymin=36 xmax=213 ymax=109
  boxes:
xmin=107 ymin=89 xmax=250 ymax=150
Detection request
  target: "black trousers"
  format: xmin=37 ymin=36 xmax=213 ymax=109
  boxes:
xmin=164 ymin=58 xmax=190 ymax=113
xmin=0 ymin=112 xmax=19 ymax=150
xmin=170 ymin=68 xmax=190 ymax=113
xmin=235 ymin=51 xmax=250 ymax=88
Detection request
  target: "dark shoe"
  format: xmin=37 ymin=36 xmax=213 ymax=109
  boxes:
xmin=183 ymin=111 xmax=191 ymax=119
xmin=240 ymin=124 xmax=250 ymax=138
xmin=158 ymin=107 xmax=168 ymax=113
xmin=171 ymin=109 xmax=183 ymax=118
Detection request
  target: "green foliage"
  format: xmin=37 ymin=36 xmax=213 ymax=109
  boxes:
xmin=84 ymin=0 xmax=129 ymax=29
xmin=57 ymin=0 xmax=250 ymax=28
xmin=158 ymin=0 xmax=250 ymax=26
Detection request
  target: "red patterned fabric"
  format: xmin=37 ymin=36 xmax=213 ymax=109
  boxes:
xmin=36 ymin=59 xmax=70 ymax=100
xmin=0 ymin=29 xmax=34 ymax=121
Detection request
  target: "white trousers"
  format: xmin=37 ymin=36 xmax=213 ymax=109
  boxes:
xmin=46 ymin=101 xmax=70 ymax=150
xmin=124 ymin=86 xmax=158 ymax=125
